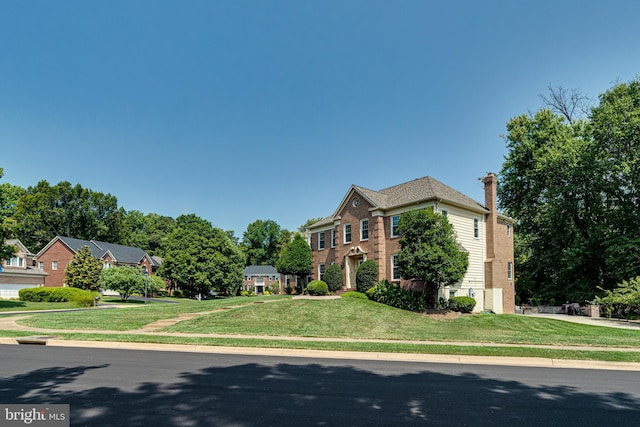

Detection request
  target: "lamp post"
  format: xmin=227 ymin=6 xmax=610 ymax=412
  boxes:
xmin=143 ymin=269 xmax=148 ymax=304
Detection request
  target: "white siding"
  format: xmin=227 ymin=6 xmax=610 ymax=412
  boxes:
xmin=439 ymin=203 xmax=486 ymax=312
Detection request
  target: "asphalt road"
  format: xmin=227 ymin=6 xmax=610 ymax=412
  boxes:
xmin=1 ymin=345 xmax=639 ymax=426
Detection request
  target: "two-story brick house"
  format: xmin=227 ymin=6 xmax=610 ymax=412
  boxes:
xmin=0 ymin=239 xmax=48 ymax=298
xmin=34 ymin=236 xmax=160 ymax=288
xmin=307 ymin=173 xmax=515 ymax=313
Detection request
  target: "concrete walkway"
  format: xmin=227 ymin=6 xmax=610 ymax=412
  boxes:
xmin=2 ymin=306 xmax=640 ymax=371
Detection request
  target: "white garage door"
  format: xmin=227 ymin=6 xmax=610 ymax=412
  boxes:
xmin=0 ymin=284 xmax=36 ymax=299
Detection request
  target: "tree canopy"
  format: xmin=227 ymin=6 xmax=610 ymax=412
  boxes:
xmin=157 ymin=214 xmax=245 ymax=297
xmin=241 ymin=219 xmax=289 ymax=266
xmin=397 ymin=208 xmax=469 ymax=292
xmin=276 ymin=234 xmax=312 ymax=290
xmin=499 ymin=79 xmax=640 ymax=303
xmin=12 ymin=180 xmax=124 ymax=252
xmin=99 ymin=266 xmax=146 ymax=302
xmin=0 ymin=168 xmax=17 ymax=260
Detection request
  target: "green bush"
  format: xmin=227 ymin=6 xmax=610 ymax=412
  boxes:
xmin=306 ymin=280 xmax=329 ymax=296
xmin=284 ymin=284 xmax=293 ymax=295
xmin=356 ymin=260 xmax=378 ymax=293
xmin=19 ymin=287 xmax=98 ymax=306
xmin=368 ymin=280 xmax=428 ymax=312
xmin=448 ymin=296 xmax=476 ymax=313
xmin=340 ymin=291 xmax=368 ymax=299
xmin=324 ymin=264 xmax=344 ymax=292
xmin=269 ymin=281 xmax=281 ymax=295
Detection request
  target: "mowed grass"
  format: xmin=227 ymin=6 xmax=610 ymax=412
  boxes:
xmin=15 ymin=295 xmax=640 ymax=348
xmin=0 ymin=299 xmax=84 ymax=311
xmin=15 ymin=296 xmax=285 ymax=331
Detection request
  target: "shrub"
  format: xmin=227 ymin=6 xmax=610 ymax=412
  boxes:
xmin=324 ymin=264 xmax=344 ymax=292
xmin=340 ymin=291 xmax=368 ymax=299
xmin=448 ymin=296 xmax=476 ymax=313
xmin=19 ymin=287 xmax=98 ymax=306
xmin=368 ymin=280 xmax=428 ymax=312
xmin=356 ymin=260 xmax=378 ymax=293
xmin=269 ymin=281 xmax=280 ymax=295
xmin=284 ymin=285 xmax=293 ymax=295
xmin=306 ymin=280 xmax=329 ymax=296
xmin=173 ymin=290 xmax=183 ymax=298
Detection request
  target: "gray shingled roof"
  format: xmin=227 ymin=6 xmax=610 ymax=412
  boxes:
xmin=58 ymin=236 xmax=149 ymax=264
xmin=308 ymin=176 xmax=487 ymax=230
xmin=243 ymin=265 xmax=278 ymax=276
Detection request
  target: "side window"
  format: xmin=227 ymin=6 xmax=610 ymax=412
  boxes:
xmin=391 ymin=216 xmax=400 ymax=237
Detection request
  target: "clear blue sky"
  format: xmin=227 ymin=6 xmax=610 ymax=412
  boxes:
xmin=2 ymin=1 xmax=639 ymax=238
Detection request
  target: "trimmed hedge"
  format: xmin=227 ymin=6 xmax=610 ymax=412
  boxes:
xmin=448 ymin=296 xmax=476 ymax=313
xmin=340 ymin=291 xmax=368 ymax=299
xmin=19 ymin=287 xmax=98 ymax=307
xmin=306 ymin=280 xmax=329 ymax=296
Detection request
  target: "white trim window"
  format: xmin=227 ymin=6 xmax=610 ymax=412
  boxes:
xmin=52 ymin=261 xmax=58 ymax=271
xmin=331 ymin=229 xmax=336 ymax=248
xmin=391 ymin=215 xmax=400 ymax=237
xmin=6 ymin=257 xmax=24 ymax=267
xmin=474 ymin=218 xmax=479 ymax=238
xmin=441 ymin=209 xmax=448 ymax=218
xmin=507 ymin=261 xmax=513 ymax=280
xmin=344 ymin=223 xmax=352 ymax=243
xmin=507 ymin=224 xmax=512 ymax=237
xmin=318 ymin=231 xmax=325 ymax=250
xmin=319 ymin=264 xmax=325 ymax=281
xmin=391 ymin=254 xmax=400 ymax=281
xmin=360 ymin=219 xmax=369 ymax=241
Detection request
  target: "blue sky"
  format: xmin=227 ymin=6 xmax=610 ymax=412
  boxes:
xmin=2 ymin=1 xmax=639 ymax=238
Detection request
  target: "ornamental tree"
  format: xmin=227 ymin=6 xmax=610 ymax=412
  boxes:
xmin=65 ymin=245 xmax=103 ymax=291
xmin=397 ymin=208 xmax=468 ymax=298
xmin=276 ymin=234 xmax=312 ymax=293
xmin=99 ymin=265 xmax=145 ymax=302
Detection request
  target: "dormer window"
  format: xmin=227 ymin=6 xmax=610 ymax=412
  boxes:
xmin=6 ymin=257 xmax=24 ymax=267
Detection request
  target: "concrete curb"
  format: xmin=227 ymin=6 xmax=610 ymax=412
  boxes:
xmin=4 ymin=338 xmax=640 ymax=371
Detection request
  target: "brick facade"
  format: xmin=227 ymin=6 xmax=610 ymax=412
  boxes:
xmin=308 ymin=174 xmax=516 ymax=313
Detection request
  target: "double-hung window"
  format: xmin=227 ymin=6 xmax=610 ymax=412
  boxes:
xmin=344 ymin=223 xmax=352 ymax=243
xmin=360 ymin=219 xmax=369 ymax=241
xmin=331 ymin=229 xmax=336 ymax=248
xmin=391 ymin=254 xmax=400 ymax=281
xmin=473 ymin=218 xmax=479 ymax=238
xmin=391 ymin=215 xmax=400 ymax=237
xmin=507 ymin=261 xmax=513 ymax=280
xmin=319 ymin=264 xmax=325 ymax=281
xmin=318 ymin=232 xmax=325 ymax=250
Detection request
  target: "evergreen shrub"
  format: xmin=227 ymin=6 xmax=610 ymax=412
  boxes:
xmin=306 ymin=280 xmax=329 ymax=296
xmin=448 ymin=296 xmax=476 ymax=313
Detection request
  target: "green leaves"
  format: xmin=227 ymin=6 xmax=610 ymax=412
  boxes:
xmin=64 ymin=245 xmax=103 ymax=291
xmin=397 ymin=208 xmax=468 ymax=289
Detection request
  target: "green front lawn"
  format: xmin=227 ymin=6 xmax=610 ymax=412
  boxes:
xmin=0 ymin=299 xmax=87 ymax=312
xmin=13 ymin=296 xmax=640 ymax=348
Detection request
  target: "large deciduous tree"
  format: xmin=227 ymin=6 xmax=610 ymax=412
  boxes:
xmin=397 ymin=208 xmax=468 ymax=301
xmin=499 ymin=79 xmax=640 ymax=303
xmin=13 ymin=180 xmax=124 ymax=252
xmin=241 ymin=219 xmax=289 ymax=266
xmin=0 ymin=168 xmax=18 ymax=260
xmin=158 ymin=214 xmax=245 ymax=297
xmin=65 ymin=245 xmax=103 ymax=291
xmin=276 ymin=234 xmax=312 ymax=292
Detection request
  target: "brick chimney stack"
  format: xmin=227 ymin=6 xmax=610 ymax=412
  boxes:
xmin=484 ymin=173 xmax=497 ymax=260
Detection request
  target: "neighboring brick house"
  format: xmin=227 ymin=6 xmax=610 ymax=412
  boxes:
xmin=306 ymin=173 xmax=515 ymax=314
xmin=34 ymin=236 xmax=160 ymax=288
xmin=0 ymin=239 xmax=48 ymax=298
xmin=243 ymin=265 xmax=283 ymax=294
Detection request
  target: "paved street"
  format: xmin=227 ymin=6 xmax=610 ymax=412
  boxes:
xmin=1 ymin=345 xmax=640 ymax=426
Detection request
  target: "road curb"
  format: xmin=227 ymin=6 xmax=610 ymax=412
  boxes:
xmin=21 ymin=339 xmax=640 ymax=371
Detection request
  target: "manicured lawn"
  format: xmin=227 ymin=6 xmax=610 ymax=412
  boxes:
xmin=0 ymin=299 xmax=86 ymax=312
xmin=13 ymin=296 xmax=640 ymax=348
